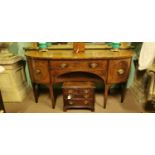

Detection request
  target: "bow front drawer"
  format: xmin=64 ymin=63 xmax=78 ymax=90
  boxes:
xmin=27 ymin=59 xmax=50 ymax=83
xmin=107 ymin=58 xmax=131 ymax=84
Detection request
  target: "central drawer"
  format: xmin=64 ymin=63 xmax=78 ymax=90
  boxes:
xmin=50 ymin=60 xmax=107 ymax=71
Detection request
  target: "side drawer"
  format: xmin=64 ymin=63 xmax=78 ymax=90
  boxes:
xmin=27 ymin=59 xmax=50 ymax=83
xmin=63 ymin=88 xmax=94 ymax=95
xmin=107 ymin=58 xmax=131 ymax=84
xmin=64 ymin=98 xmax=94 ymax=106
xmin=63 ymin=91 xmax=94 ymax=100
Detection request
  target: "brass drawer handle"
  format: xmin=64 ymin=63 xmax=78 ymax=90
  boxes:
xmin=84 ymin=100 xmax=88 ymax=104
xmin=0 ymin=110 xmax=4 ymax=113
xmin=89 ymin=63 xmax=98 ymax=68
xmin=60 ymin=63 xmax=68 ymax=69
xmin=117 ymin=69 xmax=125 ymax=75
xmin=84 ymin=94 xmax=89 ymax=98
xmin=67 ymin=95 xmax=72 ymax=100
xmin=84 ymin=89 xmax=89 ymax=93
xmin=69 ymin=101 xmax=74 ymax=105
xmin=68 ymin=89 xmax=73 ymax=93
xmin=35 ymin=69 xmax=41 ymax=74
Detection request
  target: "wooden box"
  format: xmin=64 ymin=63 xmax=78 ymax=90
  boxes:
xmin=62 ymin=82 xmax=95 ymax=112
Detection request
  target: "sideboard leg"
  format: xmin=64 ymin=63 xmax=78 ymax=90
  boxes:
xmin=121 ymin=83 xmax=127 ymax=103
xmin=32 ymin=83 xmax=39 ymax=103
xmin=104 ymin=84 xmax=111 ymax=109
xmin=48 ymin=85 xmax=55 ymax=109
xmin=0 ymin=90 xmax=5 ymax=113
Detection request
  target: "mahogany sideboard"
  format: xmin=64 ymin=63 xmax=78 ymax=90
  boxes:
xmin=25 ymin=49 xmax=134 ymax=109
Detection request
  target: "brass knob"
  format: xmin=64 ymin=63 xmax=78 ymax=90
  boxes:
xmin=84 ymin=89 xmax=89 ymax=93
xmin=84 ymin=94 xmax=89 ymax=98
xmin=0 ymin=110 xmax=4 ymax=113
xmin=35 ymin=69 xmax=41 ymax=74
xmin=117 ymin=69 xmax=125 ymax=75
xmin=89 ymin=63 xmax=98 ymax=68
xmin=68 ymin=89 xmax=73 ymax=93
xmin=67 ymin=95 xmax=72 ymax=100
xmin=84 ymin=100 xmax=88 ymax=104
xmin=69 ymin=101 xmax=73 ymax=105
xmin=60 ymin=63 xmax=68 ymax=68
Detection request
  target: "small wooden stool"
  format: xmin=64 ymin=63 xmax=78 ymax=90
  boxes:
xmin=62 ymin=81 xmax=95 ymax=112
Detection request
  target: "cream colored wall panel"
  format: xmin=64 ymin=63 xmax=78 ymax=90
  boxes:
xmin=0 ymin=58 xmax=28 ymax=102
xmin=1 ymin=85 xmax=28 ymax=102
xmin=0 ymin=73 xmax=12 ymax=89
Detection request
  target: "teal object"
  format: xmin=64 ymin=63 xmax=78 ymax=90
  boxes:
xmin=38 ymin=42 xmax=47 ymax=49
xmin=107 ymin=42 xmax=113 ymax=46
xmin=112 ymin=42 xmax=120 ymax=49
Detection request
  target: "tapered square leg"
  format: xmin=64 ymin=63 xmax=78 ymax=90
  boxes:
xmin=104 ymin=84 xmax=111 ymax=109
xmin=48 ymin=84 xmax=56 ymax=109
xmin=0 ymin=90 xmax=5 ymax=113
xmin=32 ymin=83 xmax=39 ymax=103
xmin=121 ymin=83 xmax=127 ymax=103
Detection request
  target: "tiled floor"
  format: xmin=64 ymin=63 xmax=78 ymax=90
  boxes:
xmin=4 ymin=88 xmax=145 ymax=113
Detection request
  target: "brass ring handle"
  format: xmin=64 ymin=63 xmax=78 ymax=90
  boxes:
xmin=84 ymin=89 xmax=89 ymax=93
xmin=69 ymin=101 xmax=73 ymax=105
xmin=60 ymin=63 xmax=68 ymax=68
xmin=117 ymin=69 xmax=125 ymax=75
xmin=68 ymin=89 xmax=73 ymax=93
xmin=35 ymin=69 xmax=41 ymax=74
xmin=89 ymin=63 xmax=98 ymax=68
xmin=84 ymin=100 xmax=88 ymax=104
xmin=67 ymin=95 xmax=72 ymax=100
xmin=84 ymin=94 xmax=89 ymax=98
xmin=0 ymin=110 xmax=4 ymax=113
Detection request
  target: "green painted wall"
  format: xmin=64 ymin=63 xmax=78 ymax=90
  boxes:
xmin=9 ymin=42 xmax=32 ymax=86
xmin=127 ymin=42 xmax=143 ymax=88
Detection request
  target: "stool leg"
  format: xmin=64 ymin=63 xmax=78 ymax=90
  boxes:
xmin=63 ymin=107 xmax=67 ymax=112
xmin=91 ymin=108 xmax=95 ymax=112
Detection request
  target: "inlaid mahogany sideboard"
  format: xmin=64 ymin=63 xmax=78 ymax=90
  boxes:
xmin=25 ymin=49 xmax=134 ymax=109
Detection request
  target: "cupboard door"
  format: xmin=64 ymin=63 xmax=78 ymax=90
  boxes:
xmin=107 ymin=58 xmax=131 ymax=84
xmin=27 ymin=59 xmax=50 ymax=84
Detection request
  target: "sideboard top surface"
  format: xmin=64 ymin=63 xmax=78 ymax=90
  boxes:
xmin=25 ymin=49 xmax=134 ymax=60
